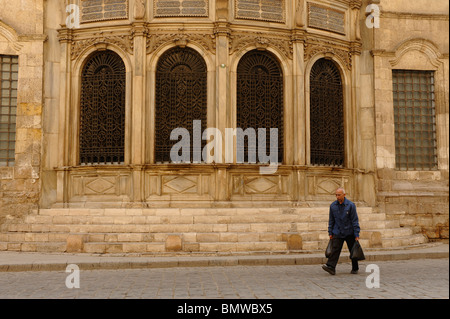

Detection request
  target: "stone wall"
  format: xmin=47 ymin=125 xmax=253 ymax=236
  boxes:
xmin=0 ymin=0 xmax=44 ymax=224
xmin=372 ymin=0 xmax=449 ymax=239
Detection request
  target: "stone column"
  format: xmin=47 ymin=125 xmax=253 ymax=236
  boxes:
xmin=292 ymin=30 xmax=306 ymax=166
xmin=130 ymin=22 xmax=147 ymax=203
xmin=56 ymin=27 xmax=73 ymax=204
xmin=214 ymin=22 xmax=230 ymax=202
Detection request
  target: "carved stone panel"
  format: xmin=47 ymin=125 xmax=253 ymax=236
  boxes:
xmin=154 ymin=0 xmax=209 ymax=17
xmin=145 ymin=172 xmax=213 ymax=200
xmin=231 ymin=173 xmax=291 ymax=200
xmin=235 ymin=0 xmax=285 ymax=23
xmin=306 ymin=174 xmax=351 ymax=198
xmin=307 ymin=3 xmax=345 ymax=35
xmin=81 ymin=0 xmax=129 ymax=23
xmin=70 ymin=172 xmax=131 ymax=199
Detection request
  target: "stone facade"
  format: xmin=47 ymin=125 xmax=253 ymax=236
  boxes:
xmin=0 ymin=0 xmax=45 ymax=224
xmin=0 ymin=0 xmax=448 ymax=254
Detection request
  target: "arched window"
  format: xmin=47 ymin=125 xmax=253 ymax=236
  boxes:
xmin=155 ymin=47 xmax=207 ymax=163
xmin=310 ymin=58 xmax=344 ymax=166
xmin=79 ymin=50 xmax=126 ymax=165
xmin=236 ymin=50 xmax=284 ymax=163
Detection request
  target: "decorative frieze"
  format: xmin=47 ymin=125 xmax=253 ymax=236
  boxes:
xmin=69 ymin=31 xmax=134 ymax=60
xmin=146 ymin=31 xmax=216 ymax=54
xmin=307 ymin=2 xmax=345 ymax=35
xmin=154 ymin=0 xmax=209 ymax=17
xmin=229 ymin=32 xmax=292 ymax=60
xmin=235 ymin=0 xmax=285 ymax=23
xmin=81 ymin=0 xmax=129 ymax=23
xmin=304 ymin=41 xmax=352 ymax=70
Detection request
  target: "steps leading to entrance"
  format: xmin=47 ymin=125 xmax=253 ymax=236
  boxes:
xmin=0 ymin=207 xmax=428 ymax=254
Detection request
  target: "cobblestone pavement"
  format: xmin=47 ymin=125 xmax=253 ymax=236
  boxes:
xmin=0 ymin=258 xmax=447 ymax=299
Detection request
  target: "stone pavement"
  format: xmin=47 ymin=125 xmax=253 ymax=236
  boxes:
xmin=0 ymin=242 xmax=447 ymax=300
xmin=0 ymin=241 xmax=448 ymax=272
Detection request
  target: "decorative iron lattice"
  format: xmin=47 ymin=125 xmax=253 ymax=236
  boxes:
xmin=310 ymin=58 xmax=344 ymax=166
xmin=237 ymin=50 xmax=284 ymax=163
xmin=79 ymin=50 xmax=126 ymax=165
xmin=155 ymin=47 xmax=207 ymax=163
xmin=393 ymin=70 xmax=438 ymax=171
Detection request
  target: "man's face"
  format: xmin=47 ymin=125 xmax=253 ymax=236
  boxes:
xmin=335 ymin=190 xmax=345 ymax=203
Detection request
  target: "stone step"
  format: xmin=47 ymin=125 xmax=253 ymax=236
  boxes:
xmin=37 ymin=207 xmax=376 ymax=217
xmin=301 ymin=239 xmax=371 ymax=251
xmin=0 ymin=231 xmax=289 ymax=244
xmin=380 ymin=234 xmax=428 ymax=248
xmin=0 ymin=206 xmax=428 ymax=254
xmin=0 ymin=241 xmax=67 ymax=253
xmin=23 ymin=211 xmax=383 ymax=224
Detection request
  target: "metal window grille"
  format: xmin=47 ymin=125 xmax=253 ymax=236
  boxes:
xmin=155 ymin=47 xmax=207 ymax=163
xmin=236 ymin=50 xmax=284 ymax=163
xmin=0 ymin=55 xmax=18 ymax=167
xmin=310 ymin=58 xmax=344 ymax=166
xmin=393 ymin=70 xmax=438 ymax=170
xmin=79 ymin=50 xmax=126 ymax=165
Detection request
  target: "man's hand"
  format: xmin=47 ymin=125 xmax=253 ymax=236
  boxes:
xmin=355 ymin=237 xmax=359 ymax=241
xmin=329 ymin=235 xmax=333 ymax=239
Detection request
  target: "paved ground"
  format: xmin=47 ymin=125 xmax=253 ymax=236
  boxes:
xmin=0 ymin=257 xmax=447 ymax=299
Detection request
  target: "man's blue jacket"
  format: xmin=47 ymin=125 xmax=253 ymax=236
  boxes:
xmin=328 ymin=197 xmax=360 ymax=238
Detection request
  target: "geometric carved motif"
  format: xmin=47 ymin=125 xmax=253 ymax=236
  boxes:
xmin=85 ymin=177 xmax=116 ymax=194
xmin=81 ymin=0 xmax=129 ymax=23
xmin=244 ymin=176 xmax=279 ymax=194
xmin=308 ymin=3 xmax=345 ymax=35
xmin=232 ymin=174 xmax=288 ymax=195
xmin=235 ymin=0 xmax=285 ymax=23
xmin=154 ymin=0 xmax=209 ymax=17
xmin=307 ymin=175 xmax=350 ymax=196
xmin=162 ymin=176 xmax=198 ymax=194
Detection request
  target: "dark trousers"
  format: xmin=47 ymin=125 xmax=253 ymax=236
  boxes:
xmin=326 ymin=236 xmax=359 ymax=270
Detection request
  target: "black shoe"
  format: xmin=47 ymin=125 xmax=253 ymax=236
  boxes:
xmin=350 ymin=269 xmax=358 ymax=274
xmin=322 ymin=264 xmax=336 ymax=275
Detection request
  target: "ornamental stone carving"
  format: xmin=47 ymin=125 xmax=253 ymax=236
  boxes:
xmin=230 ymin=32 xmax=293 ymax=60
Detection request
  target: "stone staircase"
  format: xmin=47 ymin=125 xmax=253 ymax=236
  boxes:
xmin=0 ymin=207 xmax=428 ymax=254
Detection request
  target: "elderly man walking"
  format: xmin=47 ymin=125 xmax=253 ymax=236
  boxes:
xmin=322 ymin=187 xmax=360 ymax=275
